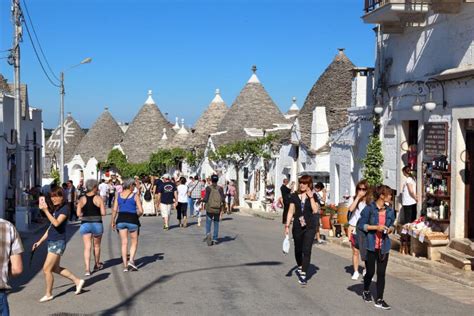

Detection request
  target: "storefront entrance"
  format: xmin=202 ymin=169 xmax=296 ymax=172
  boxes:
xmin=465 ymin=130 xmax=474 ymax=239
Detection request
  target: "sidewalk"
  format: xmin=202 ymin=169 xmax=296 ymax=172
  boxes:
xmin=325 ymin=232 xmax=474 ymax=288
xmin=236 ymin=206 xmax=281 ymax=221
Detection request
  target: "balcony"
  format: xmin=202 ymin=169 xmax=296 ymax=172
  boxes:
xmin=363 ymin=0 xmax=430 ymax=33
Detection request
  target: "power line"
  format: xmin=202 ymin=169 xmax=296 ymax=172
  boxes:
xmin=21 ymin=0 xmax=60 ymax=82
xmin=22 ymin=15 xmax=60 ymax=88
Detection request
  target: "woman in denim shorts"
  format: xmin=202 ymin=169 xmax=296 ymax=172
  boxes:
xmin=112 ymin=179 xmax=144 ymax=272
xmin=76 ymin=179 xmax=106 ymax=276
xmin=32 ymin=186 xmax=85 ymax=302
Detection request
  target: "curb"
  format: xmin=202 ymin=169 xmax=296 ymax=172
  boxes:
xmin=237 ymin=207 xmax=280 ymax=221
xmin=326 ymin=237 xmax=474 ymax=288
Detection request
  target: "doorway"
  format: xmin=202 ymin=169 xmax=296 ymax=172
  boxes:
xmin=465 ymin=129 xmax=474 ymax=239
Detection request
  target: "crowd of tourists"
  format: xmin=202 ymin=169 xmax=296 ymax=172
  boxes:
xmin=0 ymin=166 xmax=421 ymax=313
xmin=279 ymin=168 xmax=417 ymax=311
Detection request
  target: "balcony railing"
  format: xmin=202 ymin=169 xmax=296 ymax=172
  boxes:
xmin=364 ymin=0 xmax=431 ymax=13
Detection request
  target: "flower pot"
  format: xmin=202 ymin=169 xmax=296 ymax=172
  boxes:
xmin=321 ymin=215 xmax=331 ymax=229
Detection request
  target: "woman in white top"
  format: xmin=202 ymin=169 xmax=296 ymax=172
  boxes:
xmin=140 ymin=176 xmax=156 ymax=216
xmin=401 ymin=166 xmax=418 ymax=224
xmin=176 ymin=177 xmax=189 ymax=227
xmin=348 ymin=179 xmax=371 ymax=280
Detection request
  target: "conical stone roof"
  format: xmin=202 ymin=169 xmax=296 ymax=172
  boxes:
xmin=192 ymin=89 xmax=228 ymax=147
xmin=74 ymin=108 xmax=124 ymax=162
xmin=214 ymin=66 xmax=286 ymax=146
xmin=298 ymin=49 xmax=355 ymax=147
xmin=121 ymin=90 xmax=173 ymax=163
xmin=46 ymin=113 xmax=85 ymax=164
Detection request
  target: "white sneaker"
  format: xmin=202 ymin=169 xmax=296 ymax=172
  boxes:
xmin=351 ymin=271 xmax=360 ymax=280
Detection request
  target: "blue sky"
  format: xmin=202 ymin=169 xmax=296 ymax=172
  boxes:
xmin=1 ymin=0 xmax=375 ymax=129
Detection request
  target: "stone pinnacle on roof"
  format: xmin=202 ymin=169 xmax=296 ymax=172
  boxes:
xmin=298 ymin=48 xmax=355 ymax=146
xmin=290 ymin=97 xmax=299 ymax=111
xmin=161 ymin=128 xmax=168 ymax=140
xmin=177 ymin=118 xmax=189 ymax=135
xmin=285 ymin=97 xmax=300 ymax=119
xmin=212 ymin=89 xmax=224 ymax=103
xmin=145 ymin=90 xmax=155 ymax=105
xmin=172 ymin=117 xmax=180 ymax=130
xmin=248 ymin=65 xmax=260 ymax=83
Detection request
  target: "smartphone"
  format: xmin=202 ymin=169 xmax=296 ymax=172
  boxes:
xmin=39 ymin=196 xmax=47 ymax=209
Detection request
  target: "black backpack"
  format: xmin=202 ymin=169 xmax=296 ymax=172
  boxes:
xmin=143 ymin=184 xmax=152 ymax=202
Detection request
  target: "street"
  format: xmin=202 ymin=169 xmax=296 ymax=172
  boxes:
xmin=9 ymin=212 xmax=474 ymax=316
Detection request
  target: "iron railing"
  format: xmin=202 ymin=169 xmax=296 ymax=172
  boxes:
xmin=364 ymin=0 xmax=431 ymax=13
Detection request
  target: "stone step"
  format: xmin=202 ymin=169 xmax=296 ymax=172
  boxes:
xmin=449 ymin=239 xmax=474 ymax=257
xmin=440 ymin=248 xmax=474 ymax=271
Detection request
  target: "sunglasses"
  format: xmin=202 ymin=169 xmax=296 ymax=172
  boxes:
xmin=357 ymin=187 xmax=367 ymax=191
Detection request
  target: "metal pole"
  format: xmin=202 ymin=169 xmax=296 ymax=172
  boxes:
xmin=60 ymin=71 xmax=65 ymax=183
xmin=13 ymin=0 xmax=22 ymax=207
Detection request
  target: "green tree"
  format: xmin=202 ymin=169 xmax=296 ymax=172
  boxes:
xmin=362 ymin=134 xmax=384 ymax=187
xmin=209 ymin=136 xmax=275 ymax=204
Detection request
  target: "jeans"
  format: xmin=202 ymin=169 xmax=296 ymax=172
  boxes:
xmin=0 ymin=292 xmax=9 ymax=316
xmin=364 ymin=250 xmax=389 ymax=300
xmin=206 ymin=213 xmax=220 ymax=240
xmin=108 ymin=194 xmax=115 ymax=208
xmin=69 ymin=202 xmax=77 ymax=221
xmin=188 ymin=197 xmax=195 ymax=216
xmin=292 ymin=225 xmax=317 ymax=274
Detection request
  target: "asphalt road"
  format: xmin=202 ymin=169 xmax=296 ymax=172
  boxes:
xmin=9 ymin=211 xmax=473 ymax=316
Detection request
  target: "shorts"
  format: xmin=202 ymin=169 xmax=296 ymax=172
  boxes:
xmin=80 ymin=222 xmax=104 ymax=236
xmin=116 ymin=222 xmax=139 ymax=232
xmin=47 ymin=240 xmax=66 ymax=256
xmin=160 ymin=204 xmax=172 ymax=218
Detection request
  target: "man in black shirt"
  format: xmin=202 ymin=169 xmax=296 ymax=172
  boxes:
xmin=280 ymin=178 xmax=291 ymax=225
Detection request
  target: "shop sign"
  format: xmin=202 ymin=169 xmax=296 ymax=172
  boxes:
xmin=424 ymin=122 xmax=448 ymax=160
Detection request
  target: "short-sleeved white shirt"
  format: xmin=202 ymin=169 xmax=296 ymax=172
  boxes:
xmin=98 ymin=183 xmax=108 ymax=197
xmin=348 ymin=197 xmax=367 ymax=227
xmin=177 ymin=184 xmax=188 ymax=203
xmin=402 ymin=177 xmax=417 ymax=206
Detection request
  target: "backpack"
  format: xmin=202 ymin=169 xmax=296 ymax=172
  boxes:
xmin=207 ymin=186 xmax=222 ymax=213
xmin=143 ymin=184 xmax=152 ymax=202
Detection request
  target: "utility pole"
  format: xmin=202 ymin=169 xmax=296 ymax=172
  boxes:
xmin=59 ymin=71 xmax=64 ymax=183
xmin=12 ymin=0 xmax=22 ymax=207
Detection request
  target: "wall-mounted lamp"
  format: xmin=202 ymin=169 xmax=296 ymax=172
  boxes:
xmin=374 ymin=101 xmax=383 ymax=114
xmin=412 ymin=95 xmax=423 ymax=112
xmin=424 ymin=90 xmax=437 ymax=111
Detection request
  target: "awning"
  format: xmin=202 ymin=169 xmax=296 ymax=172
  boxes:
xmin=435 ymin=66 xmax=474 ymax=81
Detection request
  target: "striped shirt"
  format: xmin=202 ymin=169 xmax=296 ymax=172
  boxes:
xmin=0 ymin=219 xmax=24 ymax=290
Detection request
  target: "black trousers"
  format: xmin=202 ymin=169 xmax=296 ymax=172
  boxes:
xmin=68 ymin=202 xmax=77 ymax=221
xmin=282 ymin=203 xmax=289 ymax=224
xmin=177 ymin=202 xmax=188 ymax=220
xmin=402 ymin=204 xmax=417 ymax=224
xmin=108 ymin=194 xmax=115 ymax=208
xmin=292 ymin=225 xmax=317 ymax=274
xmin=364 ymin=250 xmax=389 ymax=300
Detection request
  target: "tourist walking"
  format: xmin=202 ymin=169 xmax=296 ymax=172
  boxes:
xmin=107 ymin=180 xmax=116 ymax=208
xmin=111 ymin=179 xmax=144 ymax=272
xmin=347 ymin=179 xmax=371 ymax=280
xmin=157 ymin=174 xmax=177 ymax=230
xmin=314 ymin=182 xmax=327 ymax=244
xmin=98 ymin=179 xmax=108 ymax=206
xmin=187 ymin=176 xmax=200 ymax=217
xmin=280 ymin=178 xmax=291 ymax=225
xmin=76 ymin=180 xmax=106 ymax=276
xmin=176 ymin=177 xmax=189 ymax=227
xmin=0 ymin=218 xmax=23 ymax=314
xmin=284 ymin=175 xmax=320 ymax=285
xmin=203 ymin=175 xmax=225 ymax=246
xmin=141 ymin=176 xmax=156 ymax=216
xmin=358 ymin=185 xmax=395 ymax=310
xmin=66 ymin=180 xmax=78 ymax=222
xmin=33 ymin=186 xmax=85 ymax=302
xmin=225 ymin=181 xmax=236 ymax=215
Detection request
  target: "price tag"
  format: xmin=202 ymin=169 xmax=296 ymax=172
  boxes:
xmin=419 ymin=233 xmax=425 ymax=243
xmin=401 ymin=228 xmax=408 ymax=235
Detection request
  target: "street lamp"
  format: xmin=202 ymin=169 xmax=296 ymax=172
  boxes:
xmin=59 ymin=57 xmax=92 ymax=183
xmin=412 ymin=95 xmax=423 ymax=112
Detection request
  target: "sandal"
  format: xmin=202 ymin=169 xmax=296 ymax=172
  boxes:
xmin=93 ymin=262 xmax=104 ymax=272
xmin=39 ymin=295 xmax=54 ymax=303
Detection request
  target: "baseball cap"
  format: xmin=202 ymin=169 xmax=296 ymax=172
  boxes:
xmin=162 ymin=173 xmax=171 ymax=179
xmin=211 ymin=174 xmax=219 ymax=183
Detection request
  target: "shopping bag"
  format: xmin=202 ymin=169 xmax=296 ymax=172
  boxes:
xmin=282 ymin=235 xmax=290 ymax=254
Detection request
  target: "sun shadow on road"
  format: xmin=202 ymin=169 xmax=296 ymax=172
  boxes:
xmin=98 ymin=260 xmax=283 ymax=315
xmin=137 ymin=253 xmax=164 ymax=269
xmin=285 ymin=264 xmax=319 ymax=280
xmin=217 ymin=235 xmax=238 ymax=244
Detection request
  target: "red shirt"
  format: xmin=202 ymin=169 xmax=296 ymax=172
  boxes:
xmin=375 ymin=211 xmax=386 ymax=249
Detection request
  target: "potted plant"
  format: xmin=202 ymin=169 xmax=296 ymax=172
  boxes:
xmin=321 ymin=204 xmax=337 ymax=229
